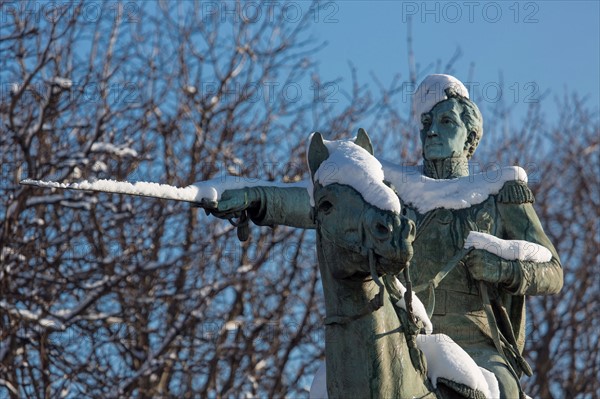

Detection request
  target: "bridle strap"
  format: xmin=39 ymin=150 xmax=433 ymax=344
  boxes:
xmin=314 ymin=209 xmax=368 ymax=256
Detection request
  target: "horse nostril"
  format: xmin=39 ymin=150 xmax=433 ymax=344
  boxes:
xmin=374 ymin=222 xmax=391 ymax=238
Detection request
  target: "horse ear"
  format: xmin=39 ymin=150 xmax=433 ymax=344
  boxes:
xmin=355 ymin=128 xmax=374 ymax=155
xmin=308 ymin=132 xmax=329 ymax=177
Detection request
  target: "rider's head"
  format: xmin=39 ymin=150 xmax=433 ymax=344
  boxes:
xmin=413 ymin=75 xmax=483 ymax=160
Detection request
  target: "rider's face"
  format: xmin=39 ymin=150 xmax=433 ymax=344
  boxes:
xmin=420 ymin=99 xmax=468 ymax=161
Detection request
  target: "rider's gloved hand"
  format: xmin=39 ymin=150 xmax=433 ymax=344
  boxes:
xmin=198 ymin=187 xmax=261 ymax=218
xmin=463 ymin=249 xmax=518 ymax=286
xmin=199 ymin=188 xmax=261 ymax=242
xmin=209 ymin=187 xmax=261 ymax=219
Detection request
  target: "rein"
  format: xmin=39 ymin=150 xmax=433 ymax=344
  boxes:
xmin=412 ymin=239 xmax=533 ymax=382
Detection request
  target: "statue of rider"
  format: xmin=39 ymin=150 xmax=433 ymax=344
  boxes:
xmin=209 ymin=74 xmax=563 ymax=398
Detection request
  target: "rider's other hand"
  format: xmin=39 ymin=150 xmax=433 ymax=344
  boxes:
xmin=463 ymin=249 xmax=517 ymax=285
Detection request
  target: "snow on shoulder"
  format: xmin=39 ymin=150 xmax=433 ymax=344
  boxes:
xmin=309 ymin=137 xmax=401 ymax=214
xmin=309 ymin=362 xmax=327 ymax=399
xmin=381 ymin=161 xmax=528 ymax=214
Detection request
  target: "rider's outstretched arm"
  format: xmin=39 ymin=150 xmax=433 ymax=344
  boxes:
xmin=212 ymin=186 xmax=315 ymax=229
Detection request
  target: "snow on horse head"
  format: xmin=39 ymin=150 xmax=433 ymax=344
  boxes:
xmin=307 ymin=130 xmax=434 ymax=398
xmin=307 ymin=129 xmax=416 ymax=277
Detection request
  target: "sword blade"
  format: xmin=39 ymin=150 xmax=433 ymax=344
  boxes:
xmin=20 ymin=178 xmax=218 ymax=208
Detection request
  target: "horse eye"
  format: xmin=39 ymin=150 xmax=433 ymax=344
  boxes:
xmin=318 ymin=200 xmax=333 ymax=214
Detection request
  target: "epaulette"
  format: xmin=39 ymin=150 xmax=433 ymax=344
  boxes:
xmin=497 ymin=180 xmax=535 ymax=204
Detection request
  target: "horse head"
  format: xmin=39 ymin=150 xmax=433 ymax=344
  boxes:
xmin=307 ymin=130 xmax=436 ymax=399
xmin=307 ymin=129 xmax=416 ymax=280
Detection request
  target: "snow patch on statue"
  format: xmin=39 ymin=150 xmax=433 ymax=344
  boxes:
xmin=394 ymin=279 xmax=499 ymax=398
xmin=416 ymin=334 xmax=499 ymax=398
xmin=307 ymin=136 xmax=401 ymax=214
xmin=413 ymin=74 xmax=469 ymax=127
xmin=479 ymin=367 xmax=501 ymax=399
xmin=381 ymin=161 xmax=528 ymax=214
xmin=21 ymin=178 xmax=206 ymax=202
xmin=465 ymin=231 xmax=553 ymax=262
xmin=21 ymin=177 xmax=306 ymax=204
xmin=389 ymin=276 xmax=432 ymax=334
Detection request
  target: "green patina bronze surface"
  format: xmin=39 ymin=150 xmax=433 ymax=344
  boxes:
xmin=409 ymin=91 xmax=562 ymax=398
xmin=212 ymin=91 xmax=563 ymax=398
xmin=305 ymin=132 xmax=434 ymax=398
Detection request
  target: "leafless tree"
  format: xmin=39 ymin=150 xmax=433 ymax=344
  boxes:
xmin=515 ymin=95 xmax=599 ymax=399
xmin=1 ymin=2 xmax=597 ymax=398
xmin=0 ymin=1 xmax=340 ymax=397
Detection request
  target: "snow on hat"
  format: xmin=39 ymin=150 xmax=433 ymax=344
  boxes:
xmin=413 ymin=74 xmax=469 ymax=128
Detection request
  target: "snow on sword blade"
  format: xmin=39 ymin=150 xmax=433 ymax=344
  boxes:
xmin=20 ymin=177 xmax=308 ymax=208
xmin=21 ymin=176 xmax=304 ymax=242
xmin=20 ymin=178 xmax=219 ymax=208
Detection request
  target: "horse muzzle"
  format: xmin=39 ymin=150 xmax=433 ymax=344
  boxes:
xmin=364 ymin=210 xmax=416 ymax=273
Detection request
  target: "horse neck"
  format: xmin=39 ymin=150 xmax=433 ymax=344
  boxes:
xmin=320 ymin=270 xmax=395 ymax=329
xmin=321 ymin=250 xmax=408 ymax=397
xmin=317 ymin=242 xmax=431 ymax=398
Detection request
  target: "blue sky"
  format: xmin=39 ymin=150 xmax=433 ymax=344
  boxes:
xmin=310 ymin=1 xmax=599 ymax=120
